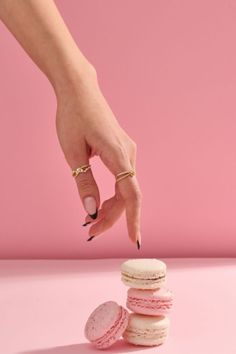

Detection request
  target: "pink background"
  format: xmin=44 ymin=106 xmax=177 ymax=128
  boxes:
xmin=1 ymin=0 xmax=236 ymax=258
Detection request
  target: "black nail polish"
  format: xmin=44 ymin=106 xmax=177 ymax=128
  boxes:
xmin=89 ymin=209 xmax=98 ymax=220
xmin=82 ymin=221 xmax=91 ymax=227
xmin=137 ymin=240 xmax=141 ymax=250
xmin=87 ymin=235 xmax=95 ymax=241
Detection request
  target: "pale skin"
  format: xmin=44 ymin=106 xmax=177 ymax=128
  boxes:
xmin=0 ymin=0 xmax=142 ymax=248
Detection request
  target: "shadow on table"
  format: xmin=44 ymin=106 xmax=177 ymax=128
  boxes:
xmin=18 ymin=340 xmax=147 ymax=354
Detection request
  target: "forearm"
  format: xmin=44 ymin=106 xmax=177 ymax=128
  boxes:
xmin=0 ymin=0 xmax=95 ymax=97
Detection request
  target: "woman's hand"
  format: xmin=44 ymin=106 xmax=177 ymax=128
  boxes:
xmin=55 ymin=67 xmax=142 ymax=247
xmin=0 ymin=0 xmax=142 ymax=247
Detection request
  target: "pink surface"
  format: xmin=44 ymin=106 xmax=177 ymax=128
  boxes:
xmin=1 ymin=0 xmax=236 ymax=258
xmin=0 ymin=258 xmax=235 ymax=354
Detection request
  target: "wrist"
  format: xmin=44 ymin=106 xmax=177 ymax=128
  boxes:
xmin=49 ymin=58 xmax=98 ymax=100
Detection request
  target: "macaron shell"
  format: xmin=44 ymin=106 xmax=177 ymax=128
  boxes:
xmin=123 ymin=313 xmax=170 ymax=347
xmin=121 ymin=259 xmax=167 ymax=289
xmin=96 ymin=306 xmax=129 ymax=349
xmin=128 ymin=287 xmax=173 ymax=300
xmin=84 ymin=301 xmax=121 ymax=342
xmin=121 ymin=258 xmax=166 ymax=278
xmin=84 ymin=301 xmax=129 ymax=349
xmin=127 ymin=288 xmax=173 ymax=316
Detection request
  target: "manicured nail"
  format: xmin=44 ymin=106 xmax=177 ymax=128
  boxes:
xmin=87 ymin=235 xmax=95 ymax=241
xmin=83 ymin=196 xmax=97 ymax=218
xmin=89 ymin=208 xmax=98 ymax=220
xmin=137 ymin=240 xmax=141 ymax=250
xmin=82 ymin=221 xmax=91 ymax=227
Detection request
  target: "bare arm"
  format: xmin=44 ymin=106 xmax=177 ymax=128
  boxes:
xmin=0 ymin=0 xmax=142 ymax=248
xmin=0 ymin=0 xmax=94 ymax=96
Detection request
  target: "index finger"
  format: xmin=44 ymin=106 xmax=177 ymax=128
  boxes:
xmin=99 ymin=143 xmax=142 ymax=246
xmin=115 ymin=174 xmax=142 ymax=247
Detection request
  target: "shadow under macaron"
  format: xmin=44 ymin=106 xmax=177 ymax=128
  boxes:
xmin=18 ymin=339 xmax=147 ymax=354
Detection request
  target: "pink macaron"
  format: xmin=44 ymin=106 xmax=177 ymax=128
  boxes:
xmin=126 ymin=287 xmax=173 ymax=316
xmin=84 ymin=301 xmax=129 ymax=349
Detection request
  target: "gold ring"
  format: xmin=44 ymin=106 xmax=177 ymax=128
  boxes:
xmin=72 ymin=164 xmax=91 ymax=178
xmin=116 ymin=169 xmax=135 ymax=182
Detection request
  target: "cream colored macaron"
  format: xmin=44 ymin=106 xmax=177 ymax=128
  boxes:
xmin=121 ymin=258 xmax=167 ymax=289
xmin=123 ymin=313 xmax=170 ymax=346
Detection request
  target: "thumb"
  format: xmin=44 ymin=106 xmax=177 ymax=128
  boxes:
xmin=72 ymin=159 xmax=100 ymax=220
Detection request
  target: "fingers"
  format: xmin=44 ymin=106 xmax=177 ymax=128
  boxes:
xmin=85 ymin=195 xmax=125 ymax=240
xmin=83 ymin=208 xmax=105 ymax=226
xmin=115 ymin=175 xmax=142 ymax=246
xmin=68 ymin=137 xmax=142 ymax=248
xmin=67 ymin=143 xmax=101 ymax=219
xmin=99 ymin=141 xmax=142 ymax=246
xmin=76 ymin=167 xmax=101 ymax=219
xmin=83 ymin=175 xmax=142 ymax=248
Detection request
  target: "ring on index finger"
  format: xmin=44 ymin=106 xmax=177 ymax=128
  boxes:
xmin=72 ymin=164 xmax=91 ymax=178
xmin=115 ymin=169 xmax=136 ymax=183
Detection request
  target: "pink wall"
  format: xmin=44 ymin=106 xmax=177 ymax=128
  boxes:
xmin=1 ymin=0 xmax=236 ymax=258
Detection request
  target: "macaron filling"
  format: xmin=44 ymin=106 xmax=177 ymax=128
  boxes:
xmin=124 ymin=327 xmax=168 ymax=340
xmin=121 ymin=272 xmax=166 ymax=287
xmin=93 ymin=306 xmax=129 ymax=348
xmin=121 ymin=272 xmax=166 ymax=281
xmin=128 ymin=296 xmax=172 ymax=310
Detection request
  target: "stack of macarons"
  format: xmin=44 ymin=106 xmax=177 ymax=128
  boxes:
xmin=121 ymin=258 xmax=173 ymax=346
xmin=84 ymin=258 xmax=173 ymax=349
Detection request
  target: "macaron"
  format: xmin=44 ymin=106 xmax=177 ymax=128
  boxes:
xmin=121 ymin=258 xmax=167 ymax=289
xmin=126 ymin=287 xmax=173 ymax=316
xmin=84 ymin=301 xmax=129 ymax=349
xmin=123 ymin=313 xmax=170 ymax=346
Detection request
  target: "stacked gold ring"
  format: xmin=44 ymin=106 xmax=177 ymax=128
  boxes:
xmin=72 ymin=164 xmax=91 ymax=178
xmin=116 ymin=169 xmax=136 ymax=182
xmin=72 ymin=164 xmax=135 ymax=183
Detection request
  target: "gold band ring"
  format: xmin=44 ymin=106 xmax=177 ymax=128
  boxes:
xmin=116 ymin=169 xmax=135 ymax=182
xmin=72 ymin=164 xmax=91 ymax=178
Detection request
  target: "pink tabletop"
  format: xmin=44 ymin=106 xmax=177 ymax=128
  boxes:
xmin=0 ymin=258 xmax=235 ymax=354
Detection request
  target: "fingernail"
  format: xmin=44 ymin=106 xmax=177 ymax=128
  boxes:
xmin=87 ymin=235 xmax=95 ymax=241
xmin=136 ymin=231 xmax=141 ymax=249
xmin=83 ymin=196 xmax=97 ymax=218
xmin=82 ymin=221 xmax=91 ymax=227
xmin=89 ymin=208 xmax=98 ymax=220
